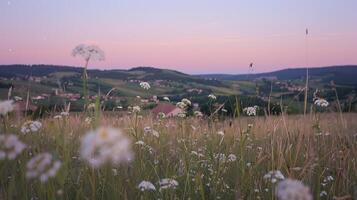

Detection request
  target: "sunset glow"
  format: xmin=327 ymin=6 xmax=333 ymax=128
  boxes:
xmin=1 ymin=0 xmax=356 ymax=73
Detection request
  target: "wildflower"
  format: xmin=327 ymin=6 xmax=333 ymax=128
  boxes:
xmin=144 ymin=127 xmax=159 ymax=138
xmin=163 ymin=97 xmax=170 ymax=101
xmin=0 ymin=134 xmax=26 ymax=160
xmin=138 ymin=181 xmax=156 ymax=191
xmin=60 ymin=112 xmax=69 ymax=116
xmin=135 ymin=140 xmax=145 ymax=145
xmin=208 ymin=94 xmax=217 ymax=100
xmin=314 ymin=98 xmax=329 ymax=107
xmin=0 ymin=100 xmax=14 ymax=116
xmin=177 ymin=112 xmax=186 ymax=118
xmin=80 ymin=127 xmax=133 ymax=168
xmin=132 ymin=106 xmax=141 ymax=113
xmin=320 ymin=191 xmax=327 ymax=197
xmin=14 ymin=96 xmax=23 ymax=101
xmin=72 ymin=44 xmax=105 ymax=61
xmin=227 ymin=154 xmax=237 ymax=162
xmin=264 ymin=170 xmax=285 ymax=183
xmin=243 ymin=106 xmax=258 ymax=116
xmin=217 ymin=131 xmax=224 ymax=136
xmin=87 ymin=103 xmax=96 ymax=110
xmin=181 ymin=98 xmax=191 ymax=106
xmin=159 ymin=178 xmax=179 ymax=190
xmin=53 ymin=115 xmax=62 ymax=119
xmin=157 ymin=112 xmax=166 ymax=118
xmin=176 ymin=102 xmax=187 ymax=109
xmin=139 ymin=82 xmax=151 ymax=90
xmin=194 ymin=111 xmax=203 ymax=117
xmin=21 ymin=121 xmax=42 ymax=134
xmin=276 ymin=179 xmax=313 ymax=200
xmin=85 ymin=117 xmax=92 ymax=124
xmin=26 ymin=153 xmax=61 ymax=183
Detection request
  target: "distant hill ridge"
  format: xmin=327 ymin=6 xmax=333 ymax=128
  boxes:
xmin=0 ymin=64 xmax=357 ymax=85
xmin=198 ymin=65 xmax=357 ymax=86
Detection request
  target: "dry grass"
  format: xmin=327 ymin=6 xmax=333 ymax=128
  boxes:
xmin=0 ymin=112 xmax=356 ymax=199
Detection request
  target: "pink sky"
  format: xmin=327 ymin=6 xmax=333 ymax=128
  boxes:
xmin=1 ymin=0 xmax=357 ymax=74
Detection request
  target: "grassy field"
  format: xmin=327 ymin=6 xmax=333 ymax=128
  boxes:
xmin=0 ymin=111 xmax=356 ymax=199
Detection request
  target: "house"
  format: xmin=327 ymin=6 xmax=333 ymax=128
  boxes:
xmin=151 ymin=103 xmax=183 ymax=117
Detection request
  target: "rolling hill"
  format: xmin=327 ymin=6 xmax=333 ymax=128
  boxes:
xmin=198 ymin=65 xmax=357 ymax=86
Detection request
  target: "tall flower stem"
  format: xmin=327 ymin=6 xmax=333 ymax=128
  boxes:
xmin=83 ymin=58 xmax=90 ymax=112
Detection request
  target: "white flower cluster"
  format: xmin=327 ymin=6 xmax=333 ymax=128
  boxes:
xmin=159 ymin=178 xmax=179 ymax=190
xmin=80 ymin=127 xmax=133 ymax=168
xmin=21 ymin=121 xmax=42 ymax=134
xmin=263 ymin=170 xmax=285 ymax=183
xmin=0 ymin=100 xmax=14 ymax=116
xmin=194 ymin=111 xmax=203 ymax=117
xmin=72 ymin=44 xmax=105 ymax=61
xmin=26 ymin=153 xmax=61 ymax=183
xmin=243 ymin=106 xmax=258 ymax=116
xmin=138 ymin=181 xmax=156 ymax=191
xmin=314 ymin=98 xmax=329 ymax=107
xmin=139 ymin=82 xmax=151 ymax=90
xmin=163 ymin=97 xmax=170 ymax=101
xmin=208 ymin=94 xmax=217 ymax=100
xmin=0 ymin=134 xmax=26 ymax=160
xmin=181 ymin=98 xmax=191 ymax=106
xmin=143 ymin=126 xmax=159 ymax=138
xmin=276 ymin=179 xmax=312 ymax=200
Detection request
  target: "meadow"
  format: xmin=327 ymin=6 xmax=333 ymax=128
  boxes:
xmin=0 ymin=108 xmax=356 ymax=199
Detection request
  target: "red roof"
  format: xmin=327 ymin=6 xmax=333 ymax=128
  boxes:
xmin=151 ymin=103 xmax=179 ymax=115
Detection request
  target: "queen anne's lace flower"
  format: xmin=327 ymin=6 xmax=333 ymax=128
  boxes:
xmin=208 ymin=94 xmax=217 ymax=100
xmin=243 ymin=106 xmax=258 ymax=116
xmin=21 ymin=121 xmax=42 ymax=134
xmin=138 ymin=181 xmax=156 ymax=191
xmin=163 ymin=97 xmax=170 ymax=101
xmin=0 ymin=100 xmax=14 ymax=116
xmin=80 ymin=127 xmax=133 ymax=168
xmin=0 ymin=134 xmax=26 ymax=160
xmin=72 ymin=44 xmax=105 ymax=61
xmin=26 ymin=153 xmax=61 ymax=183
xmin=194 ymin=111 xmax=203 ymax=117
xmin=314 ymin=98 xmax=329 ymax=107
xmin=181 ymin=98 xmax=191 ymax=106
xmin=264 ymin=170 xmax=285 ymax=183
xmin=132 ymin=106 xmax=141 ymax=113
xmin=159 ymin=178 xmax=179 ymax=190
xmin=176 ymin=102 xmax=187 ymax=109
xmin=139 ymin=82 xmax=151 ymax=90
xmin=276 ymin=179 xmax=313 ymax=200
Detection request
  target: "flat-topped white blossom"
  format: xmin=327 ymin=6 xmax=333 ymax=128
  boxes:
xmin=177 ymin=112 xmax=186 ymax=118
xmin=159 ymin=178 xmax=179 ymax=190
xmin=314 ymin=98 xmax=329 ymax=107
xmin=80 ymin=127 xmax=133 ymax=168
xmin=26 ymin=153 xmax=61 ymax=183
xmin=208 ymin=94 xmax=217 ymax=100
xmin=176 ymin=102 xmax=187 ymax=109
xmin=139 ymin=82 xmax=151 ymax=90
xmin=276 ymin=179 xmax=312 ymax=200
xmin=181 ymin=98 xmax=191 ymax=106
xmin=0 ymin=100 xmax=14 ymax=116
xmin=243 ymin=106 xmax=258 ymax=116
xmin=72 ymin=44 xmax=105 ymax=62
xmin=132 ymin=106 xmax=141 ymax=113
xmin=138 ymin=181 xmax=156 ymax=191
xmin=227 ymin=154 xmax=237 ymax=162
xmin=21 ymin=120 xmax=42 ymax=134
xmin=194 ymin=111 xmax=203 ymax=117
xmin=157 ymin=112 xmax=166 ymax=118
xmin=163 ymin=97 xmax=170 ymax=101
xmin=264 ymin=170 xmax=285 ymax=183
xmin=0 ymin=134 xmax=26 ymax=160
